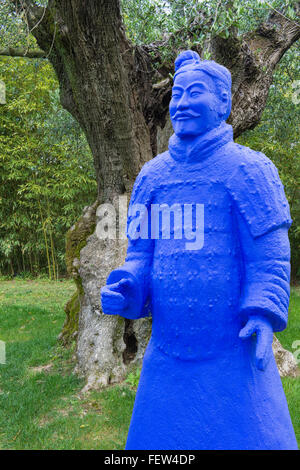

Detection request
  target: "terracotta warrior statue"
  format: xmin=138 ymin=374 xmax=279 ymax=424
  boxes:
xmin=101 ymin=50 xmax=297 ymax=450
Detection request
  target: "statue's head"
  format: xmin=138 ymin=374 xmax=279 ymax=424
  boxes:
xmin=169 ymin=50 xmax=232 ymax=139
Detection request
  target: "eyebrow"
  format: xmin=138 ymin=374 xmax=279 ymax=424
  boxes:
xmin=172 ymin=81 xmax=208 ymax=91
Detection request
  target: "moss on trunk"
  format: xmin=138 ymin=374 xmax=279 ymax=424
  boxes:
xmin=59 ymin=201 xmax=98 ymax=345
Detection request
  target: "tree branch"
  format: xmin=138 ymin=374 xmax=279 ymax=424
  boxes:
xmin=136 ymin=1 xmax=300 ymax=137
xmin=9 ymin=0 xmax=48 ymax=30
xmin=0 ymin=47 xmax=46 ymax=59
xmin=6 ymin=0 xmax=300 ymax=141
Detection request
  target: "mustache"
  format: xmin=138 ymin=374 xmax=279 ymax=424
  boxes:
xmin=172 ymin=110 xmax=201 ymax=119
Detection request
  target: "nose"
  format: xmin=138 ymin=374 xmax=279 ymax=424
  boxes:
xmin=177 ymin=91 xmax=189 ymax=110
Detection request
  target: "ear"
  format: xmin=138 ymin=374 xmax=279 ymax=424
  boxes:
xmin=218 ymin=91 xmax=230 ymax=118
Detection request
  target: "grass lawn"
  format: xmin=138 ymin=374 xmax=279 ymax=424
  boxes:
xmin=0 ymin=279 xmax=299 ymax=449
xmin=0 ymin=279 xmax=135 ymax=450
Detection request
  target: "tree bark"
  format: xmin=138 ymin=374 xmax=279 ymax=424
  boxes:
xmin=6 ymin=0 xmax=300 ymax=387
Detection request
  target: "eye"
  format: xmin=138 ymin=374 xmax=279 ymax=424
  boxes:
xmin=172 ymin=93 xmax=181 ymax=99
xmin=190 ymin=91 xmax=201 ymax=97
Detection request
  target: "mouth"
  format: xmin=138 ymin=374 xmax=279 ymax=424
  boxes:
xmin=174 ymin=113 xmax=201 ymax=121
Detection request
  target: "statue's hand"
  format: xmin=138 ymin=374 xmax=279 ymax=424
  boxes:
xmin=101 ymin=278 xmax=133 ymax=315
xmin=239 ymin=315 xmax=273 ymax=371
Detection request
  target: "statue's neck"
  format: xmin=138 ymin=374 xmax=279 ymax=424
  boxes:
xmin=177 ymin=131 xmax=211 ymax=154
xmin=168 ymin=122 xmax=233 ymax=164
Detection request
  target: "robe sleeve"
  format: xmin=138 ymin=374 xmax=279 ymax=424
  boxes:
xmin=106 ymin=163 xmax=154 ymax=320
xmin=226 ymin=151 xmax=292 ymax=332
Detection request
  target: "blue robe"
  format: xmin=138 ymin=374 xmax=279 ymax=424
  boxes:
xmin=106 ymin=122 xmax=297 ymax=450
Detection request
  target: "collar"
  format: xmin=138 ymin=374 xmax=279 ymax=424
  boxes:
xmin=168 ymin=122 xmax=233 ymax=165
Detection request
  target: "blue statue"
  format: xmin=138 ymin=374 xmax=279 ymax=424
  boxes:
xmin=101 ymin=50 xmax=298 ymax=450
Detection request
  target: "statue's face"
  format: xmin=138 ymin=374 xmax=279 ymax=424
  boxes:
xmin=169 ymin=70 xmax=225 ymax=139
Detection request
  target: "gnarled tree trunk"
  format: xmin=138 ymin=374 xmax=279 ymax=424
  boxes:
xmin=6 ymin=0 xmax=300 ymax=387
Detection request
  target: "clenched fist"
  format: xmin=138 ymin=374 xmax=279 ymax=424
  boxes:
xmin=101 ymin=278 xmax=134 ymax=316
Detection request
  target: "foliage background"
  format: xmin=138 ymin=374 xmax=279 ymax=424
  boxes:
xmin=237 ymin=45 xmax=300 ymax=279
xmin=0 ymin=57 xmax=96 ymax=277
xmin=0 ymin=0 xmax=299 ymax=279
